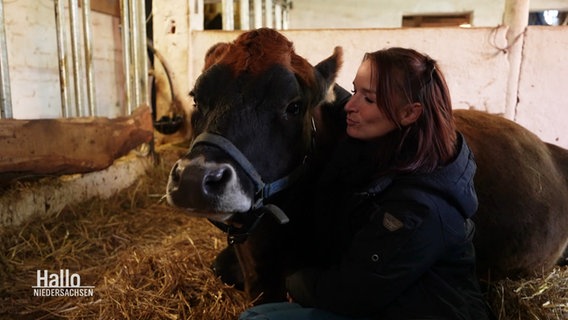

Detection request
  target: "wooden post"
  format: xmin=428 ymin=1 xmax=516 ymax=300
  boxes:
xmin=503 ymin=0 xmax=529 ymax=120
xmin=152 ymin=0 xmax=193 ymax=143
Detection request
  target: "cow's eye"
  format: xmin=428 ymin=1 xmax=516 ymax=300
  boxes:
xmin=191 ymin=97 xmax=205 ymax=115
xmin=189 ymin=91 xmax=199 ymax=112
xmin=285 ymin=102 xmax=301 ymax=116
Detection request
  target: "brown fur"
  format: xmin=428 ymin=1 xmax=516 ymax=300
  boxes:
xmin=204 ymin=29 xmax=317 ymax=89
xmin=454 ymin=109 xmax=568 ymax=279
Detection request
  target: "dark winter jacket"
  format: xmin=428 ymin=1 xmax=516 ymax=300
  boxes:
xmin=286 ymin=134 xmax=490 ymax=319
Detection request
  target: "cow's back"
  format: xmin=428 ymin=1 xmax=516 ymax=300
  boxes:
xmin=454 ymin=109 xmax=568 ymax=279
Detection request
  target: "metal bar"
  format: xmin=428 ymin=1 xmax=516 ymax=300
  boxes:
xmin=120 ymin=0 xmax=132 ymax=114
xmin=82 ymin=0 xmax=96 ymax=116
xmin=0 ymin=0 xmax=12 ymax=119
xmin=136 ymin=0 xmax=148 ymax=107
xmin=264 ymin=0 xmax=273 ymax=28
xmin=54 ymin=0 xmax=71 ymax=117
xmin=222 ymin=0 xmax=234 ymax=30
xmin=69 ymin=0 xmax=85 ymax=116
xmin=129 ymin=0 xmax=141 ymax=109
xmin=239 ymin=0 xmax=250 ymax=30
xmin=253 ymin=0 xmax=262 ymax=28
xmin=274 ymin=2 xmax=281 ymax=29
xmin=281 ymin=1 xmax=289 ymax=30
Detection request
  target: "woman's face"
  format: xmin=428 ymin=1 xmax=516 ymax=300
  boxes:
xmin=344 ymin=59 xmax=398 ymax=140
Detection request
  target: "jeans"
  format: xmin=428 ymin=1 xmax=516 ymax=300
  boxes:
xmin=239 ymin=302 xmax=362 ymax=320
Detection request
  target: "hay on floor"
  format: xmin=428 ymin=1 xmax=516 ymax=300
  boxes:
xmin=0 ymin=144 xmax=249 ymax=319
xmin=487 ymin=267 xmax=568 ymax=320
xmin=0 ymin=143 xmax=566 ymax=319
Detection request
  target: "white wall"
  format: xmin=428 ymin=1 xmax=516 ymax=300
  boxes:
xmin=516 ymin=26 xmax=568 ymax=145
xmin=3 ymin=0 xmax=124 ymax=119
xmin=190 ymin=28 xmax=510 ymax=114
xmin=530 ymin=0 xmax=568 ymax=10
xmin=288 ymin=0 xmax=568 ymax=29
xmin=188 ymin=27 xmax=568 ymax=149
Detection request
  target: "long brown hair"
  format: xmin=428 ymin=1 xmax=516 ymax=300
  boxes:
xmin=364 ymin=47 xmax=457 ymax=174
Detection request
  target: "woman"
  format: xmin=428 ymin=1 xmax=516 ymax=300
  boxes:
xmin=240 ymin=47 xmax=491 ymax=319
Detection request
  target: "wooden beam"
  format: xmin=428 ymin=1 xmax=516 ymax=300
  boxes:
xmin=90 ymin=0 xmax=120 ymax=17
xmin=0 ymin=106 xmax=153 ymax=177
xmin=503 ymin=0 xmax=529 ymax=120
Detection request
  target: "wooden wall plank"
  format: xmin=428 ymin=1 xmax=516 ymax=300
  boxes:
xmin=89 ymin=0 xmax=120 ymax=17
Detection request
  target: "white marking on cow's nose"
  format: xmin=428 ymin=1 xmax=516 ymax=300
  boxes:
xmin=204 ymin=161 xmax=252 ymax=212
xmin=168 ymin=156 xmax=252 ymax=213
xmin=202 ymin=163 xmax=233 ymax=196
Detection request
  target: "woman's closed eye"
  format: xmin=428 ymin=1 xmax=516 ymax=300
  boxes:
xmin=364 ymin=96 xmax=375 ymax=104
xmin=352 ymin=89 xmax=376 ymax=104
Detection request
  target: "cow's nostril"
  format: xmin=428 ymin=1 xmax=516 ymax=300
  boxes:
xmin=203 ymin=165 xmax=232 ymax=195
xmin=170 ymin=162 xmax=181 ymax=185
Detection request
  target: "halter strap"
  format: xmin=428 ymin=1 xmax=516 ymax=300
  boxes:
xmin=191 ymin=132 xmax=305 ymax=209
xmin=190 ymin=132 xmax=306 ymax=243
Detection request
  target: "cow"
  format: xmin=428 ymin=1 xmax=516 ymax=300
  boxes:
xmin=166 ymin=28 xmax=568 ymax=303
xmin=167 ymin=28 xmax=346 ymax=302
xmin=454 ymin=110 xmax=568 ymax=278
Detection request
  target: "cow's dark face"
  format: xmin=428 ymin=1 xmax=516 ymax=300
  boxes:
xmin=166 ymin=29 xmax=341 ymax=221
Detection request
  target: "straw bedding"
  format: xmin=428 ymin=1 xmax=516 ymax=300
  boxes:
xmin=0 ymin=144 xmax=566 ymax=319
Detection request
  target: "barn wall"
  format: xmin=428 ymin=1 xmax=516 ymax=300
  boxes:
xmin=3 ymin=0 xmax=124 ymax=119
xmin=188 ymin=27 xmax=568 ymax=149
xmin=190 ymin=27 xmax=510 ymax=115
xmin=288 ymin=0 xmax=568 ymax=29
xmin=515 ymin=26 xmax=568 ymax=146
xmin=288 ymin=0 xmax=505 ymax=28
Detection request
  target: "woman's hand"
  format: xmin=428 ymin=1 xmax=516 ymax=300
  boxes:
xmin=286 ymin=292 xmax=294 ymax=303
xmin=285 ymin=268 xmax=320 ymax=306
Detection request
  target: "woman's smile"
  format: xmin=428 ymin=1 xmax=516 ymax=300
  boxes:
xmin=346 ymin=116 xmax=358 ymax=127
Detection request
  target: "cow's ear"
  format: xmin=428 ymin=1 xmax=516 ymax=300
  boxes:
xmin=315 ymin=46 xmax=343 ymax=87
xmin=314 ymin=46 xmax=343 ymax=103
xmin=203 ymin=42 xmax=230 ymax=71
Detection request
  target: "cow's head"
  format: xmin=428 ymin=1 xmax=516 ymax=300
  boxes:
xmin=166 ymin=28 xmax=342 ymax=223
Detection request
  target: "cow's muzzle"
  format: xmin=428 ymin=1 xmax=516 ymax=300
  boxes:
xmin=166 ymin=155 xmax=252 ymax=216
xmin=167 ymin=132 xmax=302 ymax=242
